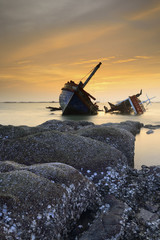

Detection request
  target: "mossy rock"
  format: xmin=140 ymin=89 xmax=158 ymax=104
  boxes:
xmin=0 ymin=130 xmax=127 ymax=172
xmin=0 ymin=162 xmax=101 ymax=239
xmin=38 ymin=119 xmax=94 ymax=132
xmin=0 ymin=124 xmax=42 ymax=140
xmin=101 ymin=121 xmax=143 ymax=136
xmin=76 ymin=125 xmax=135 ymax=166
xmin=0 ymin=160 xmax=25 ymax=173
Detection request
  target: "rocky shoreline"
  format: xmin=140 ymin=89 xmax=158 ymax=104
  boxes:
xmin=0 ymin=120 xmax=159 ymax=239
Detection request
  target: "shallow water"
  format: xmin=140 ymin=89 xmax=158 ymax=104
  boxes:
xmin=134 ymin=128 xmax=160 ymax=169
xmin=0 ymin=102 xmax=160 ymax=169
xmin=0 ymin=102 xmax=160 ymax=126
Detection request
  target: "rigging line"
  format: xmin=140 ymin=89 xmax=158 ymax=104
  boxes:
xmin=80 ymin=67 xmax=95 ymax=82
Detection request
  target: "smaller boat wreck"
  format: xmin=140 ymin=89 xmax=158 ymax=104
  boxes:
xmin=59 ymin=62 xmax=102 ymax=115
xmin=104 ymin=90 xmax=146 ymax=115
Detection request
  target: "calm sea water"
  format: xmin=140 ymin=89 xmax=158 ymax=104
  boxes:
xmin=0 ymin=102 xmax=160 ymax=169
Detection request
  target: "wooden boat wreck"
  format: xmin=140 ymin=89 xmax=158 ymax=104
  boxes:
xmin=46 ymin=106 xmax=62 ymax=111
xmin=59 ymin=62 xmax=102 ymax=115
xmin=104 ymin=90 xmax=146 ymax=115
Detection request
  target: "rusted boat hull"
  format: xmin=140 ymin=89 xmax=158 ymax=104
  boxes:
xmin=59 ymin=62 xmax=101 ymax=115
xmin=59 ymin=83 xmax=98 ymax=115
xmin=104 ymin=90 xmax=146 ymax=115
xmin=128 ymin=95 xmax=145 ymax=114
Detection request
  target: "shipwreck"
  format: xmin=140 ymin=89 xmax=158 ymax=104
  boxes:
xmin=104 ymin=90 xmax=146 ymax=115
xmin=59 ymin=62 xmax=102 ymax=115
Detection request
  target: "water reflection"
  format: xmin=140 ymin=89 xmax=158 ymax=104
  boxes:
xmin=135 ymin=128 xmax=160 ymax=169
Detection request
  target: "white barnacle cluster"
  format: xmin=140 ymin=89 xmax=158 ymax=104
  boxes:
xmin=41 ymin=188 xmax=89 ymax=238
xmin=136 ymin=217 xmax=160 ymax=239
xmin=31 ymin=219 xmax=37 ymax=231
xmin=0 ymin=204 xmax=18 ymax=236
xmin=42 ymin=203 xmax=63 ymax=237
xmin=61 ymin=183 xmax=76 ymax=197
xmin=44 ymin=204 xmax=56 ymax=221
xmin=60 ymin=177 xmax=100 ymax=229
xmin=3 ymin=136 xmax=9 ymax=140
xmin=113 ymin=205 xmax=133 ymax=239
xmin=99 ymin=168 xmax=120 ymax=191
xmin=99 ymin=203 xmax=110 ymax=213
xmin=147 ymin=219 xmax=160 ymax=231
xmin=85 ymin=170 xmax=99 ymax=182
xmin=37 ymin=213 xmax=42 ymax=220
xmin=31 ymin=233 xmax=36 ymax=240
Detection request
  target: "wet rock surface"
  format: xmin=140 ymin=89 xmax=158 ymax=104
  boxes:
xmin=0 ymin=162 xmax=101 ymax=240
xmin=79 ymin=196 xmax=131 ymax=240
xmin=146 ymin=129 xmax=154 ymax=134
xmin=101 ymin=121 xmax=143 ymax=136
xmin=0 ymin=129 xmax=128 ymax=173
xmin=0 ymin=120 xmax=159 ymax=239
xmin=144 ymin=124 xmax=160 ymax=130
xmin=0 ymin=121 xmax=131 ymax=172
xmin=79 ymin=165 xmax=160 ymax=240
xmin=38 ymin=119 xmax=94 ymax=132
xmin=76 ymin=125 xmax=135 ymax=167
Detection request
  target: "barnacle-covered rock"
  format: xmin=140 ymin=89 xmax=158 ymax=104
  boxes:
xmin=76 ymin=125 xmax=135 ymax=167
xmin=0 ymin=124 xmax=41 ymax=139
xmin=0 ymin=120 xmax=93 ymax=141
xmin=0 ymin=161 xmax=101 ymax=240
xmin=0 ymin=120 xmax=159 ymax=239
xmin=102 ymin=120 xmax=143 ymax=136
xmin=79 ymin=196 xmax=132 ymax=240
xmin=0 ymin=120 xmax=142 ymax=172
xmin=0 ymin=129 xmax=127 ymax=172
xmin=0 ymin=161 xmax=25 ymax=172
xmin=38 ymin=119 xmax=94 ymax=132
xmin=88 ymin=165 xmax=160 ymax=240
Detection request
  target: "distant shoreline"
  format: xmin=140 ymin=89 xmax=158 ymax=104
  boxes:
xmin=0 ymin=101 xmax=159 ymax=104
xmin=0 ymin=101 xmax=59 ymax=103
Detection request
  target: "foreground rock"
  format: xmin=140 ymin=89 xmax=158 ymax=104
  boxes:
xmin=80 ymin=165 xmax=160 ymax=240
xmin=0 ymin=120 xmax=94 ymax=140
xmin=101 ymin=121 xmax=143 ymax=136
xmin=0 ymin=161 xmax=101 ymax=240
xmin=0 ymin=120 xmax=143 ymax=173
xmin=76 ymin=125 xmax=135 ymax=166
xmin=0 ymin=125 xmax=129 ymax=173
xmin=144 ymin=124 xmax=160 ymax=130
xmin=1 ymin=120 xmax=159 ymax=239
xmin=80 ymin=196 xmax=131 ymax=240
xmin=1 ymin=160 xmax=159 ymax=240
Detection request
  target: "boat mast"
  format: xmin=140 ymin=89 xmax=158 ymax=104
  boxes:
xmin=82 ymin=62 xmax=102 ymax=88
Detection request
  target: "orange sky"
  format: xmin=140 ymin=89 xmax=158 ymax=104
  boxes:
xmin=0 ymin=0 xmax=160 ymax=102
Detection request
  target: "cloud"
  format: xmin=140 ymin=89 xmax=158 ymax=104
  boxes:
xmin=128 ymin=2 xmax=160 ymax=21
xmin=113 ymin=58 xmax=137 ymax=64
xmin=135 ymin=56 xmax=152 ymax=59
xmin=0 ymin=0 xmax=160 ymax=101
xmin=0 ymin=0 xmax=108 ymax=37
xmin=72 ymin=57 xmax=115 ymax=65
xmin=1 ymin=22 xmax=118 ymax=65
xmin=1 ymin=0 xmax=158 ymax=39
xmin=1 ymin=0 xmax=159 ymax=55
xmin=112 ymin=55 xmax=154 ymax=64
xmin=17 ymin=60 xmax=33 ymax=65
